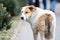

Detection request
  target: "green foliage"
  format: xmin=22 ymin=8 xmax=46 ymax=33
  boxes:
xmin=18 ymin=0 xmax=28 ymax=7
xmin=0 ymin=0 xmax=18 ymax=16
xmin=0 ymin=3 xmax=11 ymax=30
xmin=0 ymin=0 xmax=28 ymax=16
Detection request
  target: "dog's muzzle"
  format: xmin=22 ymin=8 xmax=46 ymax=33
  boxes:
xmin=21 ymin=17 xmax=24 ymax=20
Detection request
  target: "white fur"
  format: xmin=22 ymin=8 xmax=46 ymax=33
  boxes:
xmin=21 ymin=7 xmax=56 ymax=40
xmin=30 ymin=7 xmax=56 ymax=40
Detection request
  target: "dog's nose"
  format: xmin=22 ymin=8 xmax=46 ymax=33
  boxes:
xmin=21 ymin=17 xmax=24 ymax=20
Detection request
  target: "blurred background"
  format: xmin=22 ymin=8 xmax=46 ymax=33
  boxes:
xmin=0 ymin=0 xmax=60 ymax=40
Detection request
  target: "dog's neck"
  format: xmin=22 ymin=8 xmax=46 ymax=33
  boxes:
xmin=26 ymin=8 xmax=39 ymax=23
xmin=27 ymin=7 xmax=45 ymax=24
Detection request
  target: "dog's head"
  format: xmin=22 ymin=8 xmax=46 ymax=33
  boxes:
xmin=20 ymin=5 xmax=36 ymax=20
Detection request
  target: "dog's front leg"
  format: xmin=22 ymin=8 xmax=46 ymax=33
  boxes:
xmin=32 ymin=27 xmax=38 ymax=40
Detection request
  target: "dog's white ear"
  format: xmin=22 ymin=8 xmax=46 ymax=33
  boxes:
xmin=29 ymin=5 xmax=36 ymax=11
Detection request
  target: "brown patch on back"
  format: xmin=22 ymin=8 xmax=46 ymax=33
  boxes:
xmin=45 ymin=14 xmax=53 ymax=39
xmin=37 ymin=14 xmax=53 ymax=39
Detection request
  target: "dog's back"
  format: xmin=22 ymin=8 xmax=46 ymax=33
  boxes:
xmin=37 ymin=8 xmax=56 ymax=40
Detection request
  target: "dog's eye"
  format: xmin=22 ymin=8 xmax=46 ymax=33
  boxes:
xmin=21 ymin=11 xmax=23 ymax=13
xmin=25 ymin=12 xmax=28 ymax=14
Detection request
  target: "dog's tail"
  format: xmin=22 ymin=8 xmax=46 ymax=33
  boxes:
xmin=45 ymin=14 xmax=53 ymax=39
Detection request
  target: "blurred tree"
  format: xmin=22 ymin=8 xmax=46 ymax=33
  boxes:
xmin=18 ymin=0 xmax=28 ymax=7
xmin=0 ymin=3 xmax=11 ymax=30
xmin=0 ymin=0 xmax=28 ymax=30
xmin=0 ymin=0 xmax=28 ymax=16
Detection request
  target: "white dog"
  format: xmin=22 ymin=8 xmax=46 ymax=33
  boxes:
xmin=20 ymin=5 xmax=56 ymax=40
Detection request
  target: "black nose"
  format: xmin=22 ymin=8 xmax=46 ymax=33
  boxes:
xmin=21 ymin=17 xmax=24 ymax=20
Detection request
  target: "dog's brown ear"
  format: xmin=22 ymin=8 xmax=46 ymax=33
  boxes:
xmin=29 ymin=5 xmax=36 ymax=11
